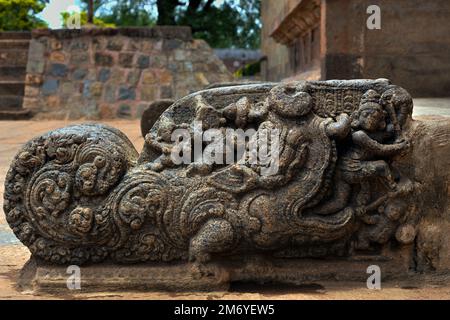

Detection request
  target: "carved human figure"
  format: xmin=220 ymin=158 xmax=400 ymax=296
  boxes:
xmin=338 ymin=90 xmax=409 ymax=203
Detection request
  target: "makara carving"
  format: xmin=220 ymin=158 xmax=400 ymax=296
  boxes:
xmin=4 ymin=79 xmax=421 ymax=265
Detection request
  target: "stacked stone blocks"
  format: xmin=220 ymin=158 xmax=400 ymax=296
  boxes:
xmin=23 ymin=27 xmax=232 ymax=119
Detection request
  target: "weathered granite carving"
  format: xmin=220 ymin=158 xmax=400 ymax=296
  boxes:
xmin=4 ymin=80 xmax=449 ymax=282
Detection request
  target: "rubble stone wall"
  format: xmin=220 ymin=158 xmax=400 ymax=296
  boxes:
xmin=23 ymin=27 xmax=233 ymax=119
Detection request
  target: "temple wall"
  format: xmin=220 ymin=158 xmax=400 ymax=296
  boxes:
xmin=22 ymin=27 xmax=232 ymax=120
xmin=323 ymin=0 xmax=450 ymax=97
xmin=262 ymin=0 xmax=450 ymax=97
xmin=261 ymin=0 xmax=302 ymax=81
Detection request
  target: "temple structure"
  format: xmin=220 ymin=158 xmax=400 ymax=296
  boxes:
xmin=261 ymin=0 xmax=450 ymax=97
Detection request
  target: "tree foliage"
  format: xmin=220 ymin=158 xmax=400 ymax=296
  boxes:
xmin=2 ymin=0 xmax=261 ymax=48
xmin=0 ymin=0 xmax=48 ymax=31
xmin=170 ymin=0 xmax=261 ymax=49
xmin=82 ymin=0 xmax=261 ymax=49
xmin=61 ymin=11 xmax=115 ymax=28
xmin=80 ymin=0 xmax=156 ymax=27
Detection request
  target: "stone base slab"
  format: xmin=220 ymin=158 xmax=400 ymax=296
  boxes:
xmin=19 ymin=250 xmax=448 ymax=293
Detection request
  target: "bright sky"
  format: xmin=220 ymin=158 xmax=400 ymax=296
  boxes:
xmin=38 ymin=0 xmax=230 ymax=29
xmin=38 ymin=0 xmax=82 ymax=29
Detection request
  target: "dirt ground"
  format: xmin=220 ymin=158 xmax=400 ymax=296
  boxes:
xmin=1 ymin=116 xmax=450 ymax=300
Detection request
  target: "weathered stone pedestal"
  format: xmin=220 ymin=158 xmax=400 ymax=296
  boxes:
xmin=4 ymin=80 xmax=450 ymax=292
xmin=21 ymin=250 xmax=416 ymax=293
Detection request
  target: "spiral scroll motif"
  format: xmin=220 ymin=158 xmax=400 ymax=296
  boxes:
xmin=3 ymin=124 xmax=138 ymax=264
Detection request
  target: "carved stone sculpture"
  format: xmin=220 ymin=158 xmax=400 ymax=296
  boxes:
xmin=4 ymin=79 xmax=450 ymax=289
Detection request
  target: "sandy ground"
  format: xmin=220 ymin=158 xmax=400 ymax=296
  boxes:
xmin=1 ymin=109 xmax=450 ymax=299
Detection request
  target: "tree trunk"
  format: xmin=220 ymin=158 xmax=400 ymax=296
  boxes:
xmin=87 ymin=0 xmax=94 ymax=24
xmin=156 ymin=0 xmax=178 ymax=25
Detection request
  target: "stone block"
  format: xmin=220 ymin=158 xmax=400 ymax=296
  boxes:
xmin=90 ymin=82 xmax=103 ymax=97
xmin=160 ymin=85 xmax=173 ymax=99
xmin=41 ymin=78 xmax=59 ymax=96
xmin=72 ymin=68 xmax=88 ymax=80
xmin=60 ymin=82 xmax=78 ymax=97
xmin=153 ymin=40 xmax=163 ymax=51
xmin=174 ymin=49 xmax=186 ymax=61
xmin=98 ymin=68 xmax=111 ymax=82
xmin=28 ymin=41 xmax=45 ymax=60
xmin=150 ymin=55 xmax=168 ymax=68
xmin=99 ymin=103 xmax=115 ymax=119
xmin=195 ymin=72 xmax=210 ymax=86
xmin=26 ymin=60 xmax=44 ymax=74
xmin=24 ymin=85 xmax=39 ymax=98
xmin=45 ymin=95 xmax=60 ymax=110
xmin=137 ymin=55 xmax=150 ymax=69
xmin=82 ymin=80 xmax=92 ymax=98
xmin=50 ymin=39 xmax=62 ymax=50
xmin=107 ymin=39 xmax=124 ymax=51
xmin=104 ymin=84 xmax=117 ymax=103
xmin=49 ymin=63 xmax=69 ymax=78
xmin=184 ymin=61 xmax=193 ymax=72
xmin=109 ymin=69 xmax=125 ymax=83
xmin=167 ymin=62 xmax=178 ymax=72
xmin=141 ymin=70 xmax=157 ymax=85
xmin=118 ymin=86 xmax=136 ymax=100
xmin=159 ymin=69 xmax=173 ymax=85
xmin=70 ymin=41 xmax=89 ymax=51
xmin=140 ymin=85 xmax=158 ymax=101
xmin=49 ymin=52 xmax=65 ymax=63
xmin=126 ymin=70 xmax=141 ymax=86
xmin=22 ymin=97 xmax=39 ymax=110
xmin=92 ymin=38 xmax=106 ymax=51
xmin=117 ymin=104 xmax=131 ymax=118
xmin=70 ymin=52 xmax=90 ymax=65
xmin=141 ymin=41 xmax=153 ymax=52
xmin=84 ymin=101 xmax=100 ymax=119
xmin=95 ymin=53 xmax=114 ymax=66
xmin=20 ymin=256 xmax=418 ymax=293
xmin=127 ymin=40 xmax=142 ymax=52
xmin=25 ymin=74 xmax=43 ymax=85
xmin=119 ymin=53 xmax=134 ymax=68
xmin=163 ymin=39 xmax=183 ymax=50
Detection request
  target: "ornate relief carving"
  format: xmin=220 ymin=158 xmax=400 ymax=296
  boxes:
xmin=4 ymin=79 xmax=423 ymax=266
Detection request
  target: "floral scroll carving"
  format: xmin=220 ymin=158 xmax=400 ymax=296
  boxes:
xmin=4 ymin=79 xmax=423 ymax=266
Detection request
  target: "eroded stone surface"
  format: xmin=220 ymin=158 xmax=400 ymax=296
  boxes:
xmin=3 ymin=80 xmax=450 ymax=290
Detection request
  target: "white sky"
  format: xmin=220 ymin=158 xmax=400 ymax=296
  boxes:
xmin=38 ymin=0 xmax=81 ymax=29
xmin=38 ymin=0 xmax=230 ymax=29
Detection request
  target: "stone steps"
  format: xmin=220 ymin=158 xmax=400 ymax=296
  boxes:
xmin=0 ymin=95 xmax=23 ymax=109
xmin=0 ymin=66 xmax=27 ymax=81
xmin=0 ymin=108 xmax=31 ymax=120
xmin=0 ymin=81 xmax=25 ymax=96
xmin=0 ymin=32 xmax=31 ymax=120
xmin=0 ymin=49 xmax=29 ymax=67
xmin=0 ymin=32 xmax=31 ymax=40
xmin=0 ymin=39 xmax=30 ymax=50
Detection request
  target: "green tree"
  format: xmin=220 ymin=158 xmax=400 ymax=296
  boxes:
xmin=158 ymin=0 xmax=261 ymax=49
xmin=61 ymin=11 xmax=115 ymax=28
xmin=0 ymin=0 xmax=48 ymax=31
xmin=80 ymin=0 xmax=156 ymax=27
xmin=79 ymin=0 xmax=261 ymax=49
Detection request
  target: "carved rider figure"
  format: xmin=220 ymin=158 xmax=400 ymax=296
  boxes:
xmin=338 ymin=89 xmax=409 ymax=205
